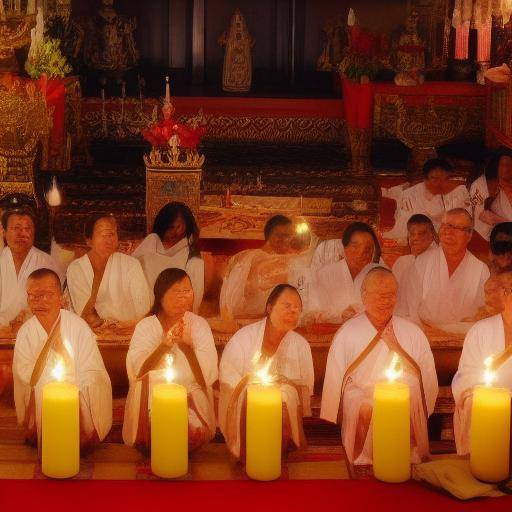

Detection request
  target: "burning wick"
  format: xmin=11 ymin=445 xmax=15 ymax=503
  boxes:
xmin=483 ymin=356 xmax=495 ymax=387
xmin=164 ymin=354 xmax=175 ymax=383
xmin=254 ymin=358 xmax=275 ymax=386
xmin=384 ymin=353 xmax=403 ymax=383
xmin=51 ymin=357 xmax=65 ymax=382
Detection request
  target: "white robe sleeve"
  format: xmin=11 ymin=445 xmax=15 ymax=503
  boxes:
xmin=190 ymin=315 xmax=218 ymax=386
xmin=126 ymin=319 xmax=155 ymax=380
xmin=186 ymin=257 xmax=205 ymax=314
xmin=394 ymin=262 xmax=422 ymax=325
xmin=66 ymin=261 xmax=91 ymax=316
xmin=12 ymin=323 xmax=34 ymax=426
xmin=414 ymin=328 xmax=439 ymax=415
xmin=75 ymin=320 xmax=113 ymax=441
xmin=127 ymin=259 xmax=151 ymax=320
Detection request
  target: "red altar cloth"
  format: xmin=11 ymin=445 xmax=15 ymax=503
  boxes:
xmin=1 ymin=479 xmax=511 ymax=512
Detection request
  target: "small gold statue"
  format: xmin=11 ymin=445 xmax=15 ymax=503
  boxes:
xmin=394 ymin=11 xmax=425 ymax=86
xmin=82 ymin=0 xmax=139 ymax=74
xmin=317 ymin=16 xmax=347 ymax=71
xmin=218 ymin=9 xmax=255 ymax=93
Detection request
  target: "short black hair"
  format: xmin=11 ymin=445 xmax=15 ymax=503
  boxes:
xmin=152 ymin=202 xmax=200 ymax=258
xmin=84 ymin=214 xmax=117 ymax=240
xmin=263 ymin=215 xmax=292 ymax=240
xmin=341 ymin=222 xmax=381 ymax=263
xmin=149 ymin=267 xmax=191 ymax=316
xmin=423 ymin=158 xmax=453 ymax=178
xmin=1 ymin=206 xmax=36 ymax=231
xmin=265 ymin=284 xmax=302 ymax=312
xmin=27 ymin=268 xmax=62 ymax=291
xmin=484 ymin=147 xmax=512 ymax=182
xmin=490 ymin=222 xmax=512 ymax=256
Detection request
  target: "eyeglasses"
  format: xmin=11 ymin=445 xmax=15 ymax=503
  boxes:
xmin=27 ymin=292 xmax=57 ymax=301
xmin=440 ymin=222 xmax=472 ymax=234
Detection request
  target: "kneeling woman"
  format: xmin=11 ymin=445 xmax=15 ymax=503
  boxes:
xmin=123 ymin=268 xmax=218 ymax=451
xmin=219 ymin=284 xmax=314 ymax=460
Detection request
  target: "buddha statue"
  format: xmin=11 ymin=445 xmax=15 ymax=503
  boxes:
xmin=82 ymin=0 xmax=139 ymax=75
xmin=394 ymin=11 xmax=425 ymax=86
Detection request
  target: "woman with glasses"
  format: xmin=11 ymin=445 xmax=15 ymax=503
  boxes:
xmin=123 ymin=268 xmax=217 ymax=452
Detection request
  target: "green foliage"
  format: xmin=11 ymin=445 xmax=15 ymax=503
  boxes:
xmin=338 ymin=53 xmax=381 ymax=83
xmin=25 ymin=38 xmax=72 ymax=79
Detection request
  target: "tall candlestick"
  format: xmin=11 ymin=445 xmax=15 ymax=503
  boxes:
xmin=455 ymin=22 xmax=470 ymax=60
xmin=471 ymin=381 xmax=511 ymax=482
xmin=246 ymin=383 xmax=282 ymax=481
xmin=42 ymin=359 xmax=79 ymax=479
xmin=165 ymin=76 xmax=170 ymax=105
xmin=373 ymin=354 xmax=410 ymax=483
xmin=151 ymin=355 xmax=188 ymax=478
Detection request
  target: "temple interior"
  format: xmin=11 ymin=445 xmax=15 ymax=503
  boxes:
xmin=2 ymin=0 xmax=512 ymax=501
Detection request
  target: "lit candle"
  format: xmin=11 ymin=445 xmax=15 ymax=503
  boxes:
xmin=41 ymin=357 xmax=80 ymax=479
xmin=246 ymin=359 xmax=282 ymax=481
xmin=46 ymin=177 xmax=62 ymax=207
xmin=151 ymin=354 xmax=188 ymax=479
xmin=373 ymin=353 xmax=411 ymax=483
xmin=165 ymin=75 xmax=170 ymax=105
xmin=470 ymin=356 xmax=511 ymax=483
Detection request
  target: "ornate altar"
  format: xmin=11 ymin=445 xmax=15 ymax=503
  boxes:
xmin=0 ymin=81 xmax=51 ymax=204
xmin=0 ymin=6 xmax=36 ymax=72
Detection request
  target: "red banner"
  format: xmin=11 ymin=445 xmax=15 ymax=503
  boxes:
xmin=341 ymin=77 xmax=374 ymax=130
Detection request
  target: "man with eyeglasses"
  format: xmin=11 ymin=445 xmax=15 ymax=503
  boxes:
xmin=396 ymin=208 xmax=489 ymax=334
xmin=12 ymin=268 xmax=112 ymax=451
xmin=452 ymin=267 xmax=512 ymax=455
xmin=0 ymin=207 xmax=62 ymax=332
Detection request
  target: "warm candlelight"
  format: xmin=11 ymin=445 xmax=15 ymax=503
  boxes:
xmin=46 ymin=177 xmax=62 ymax=207
xmin=470 ymin=356 xmax=511 ymax=483
xmin=373 ymin=353 xmax=411 ymax=483
xmin=41 ymin=356 xmax=80 ymax=479
xmin=246 ymin=359 xmax=282 ymax=481
xmin=151 ymin=354 xmax=188 ymax=478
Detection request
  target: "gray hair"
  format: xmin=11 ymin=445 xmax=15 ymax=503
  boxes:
xmin=443 ymin=208 xmax=474 ymax=230
xmin=360 ymin=266 xmax=396 ymax=295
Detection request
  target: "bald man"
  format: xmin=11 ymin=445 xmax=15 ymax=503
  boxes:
xmin=13 ymin=268 xmax=112 ymax=449
xmin=321 ymin=267 xmax=438 ymax=465
xmin=396 ymin=208 xmax=489 ymax=334
xmin=452 ymin=268 xmax=512 ymax=454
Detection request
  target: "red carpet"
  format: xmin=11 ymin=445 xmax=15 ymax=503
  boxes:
xmin=1 ymin=479 xmax=511 ymax=512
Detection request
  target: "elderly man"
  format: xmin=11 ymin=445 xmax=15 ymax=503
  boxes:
xmin=392 ymin=214 xmax=437 ymax=294
xmin=396 ymin=208 xmax=489 ymax=334
xmin=0 ymin=207 xmax=62 ymax=330
xmin=13 ymin=268 xmax=112 ymax=449
xmin=321 ymin=267 xmax=438 ymax=465
xmin=452 ymin=268 xmax=512 ymax=454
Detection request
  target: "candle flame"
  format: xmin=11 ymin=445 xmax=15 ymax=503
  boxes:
xmin=384 ymin=353 xmax=403 ymax=383
xmin=483 ymin=356 xmax=495 ymax=387
xmin=51 ymin=356 xmax=65 ymax=382
xmin=295 ymin=222 xmax=309 ymax=235
xmin=255 ymin=358 xmax=276 ymax=386
xmin=348 ymin=8 xmax=356 ymax=26
xmin=164 ymin=354 xmax=175 ymax=383
xmin=46 ymin=177 xmax=62 ymax=207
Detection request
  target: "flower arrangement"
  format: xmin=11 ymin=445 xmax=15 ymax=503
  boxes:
xmin=142 ymin=118 xmax=206 ymax=150
xmin=25 ymin=37 xmax=71 ymax=79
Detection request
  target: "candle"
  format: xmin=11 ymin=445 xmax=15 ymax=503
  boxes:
xmin=165 ymin=75 xmax=170 ymax=104
xmin=246 ymin=360 xmax=282 ymax=481
xmin=373 ymin=354 xmax=411 ymax=483
xmin=41 ymin=358 xmax=80 ymax=479
xmin=347 ymin=8 xmax=356 ymax=27
xmin=46 ymin=177 xmax=62 ymax=207
xmin=470 ymin=357 xmax=511 ymax=483
xmin=151 ymin=355 xmax=188 ymax=478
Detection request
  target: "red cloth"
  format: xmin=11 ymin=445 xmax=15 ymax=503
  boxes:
xmin=1 ymin=479 xmax=511 ymax=512
xmin=341 ymin=77 xmax=373 ymax=129
xmin=38 ymin=75 xmax=66 ymax=156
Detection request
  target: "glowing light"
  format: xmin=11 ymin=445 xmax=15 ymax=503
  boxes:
xmin=254 ymin=358 xmax=276 ymax=386
xmin=295 ymin=222 xmax=309 ymax=235
xmin=384 ymin=353 xmax=403 ymax=383
xmin=164 ymin=354 xmax=175 ymax=383
xmin=51 ymin=357 xmax=65 ymax=382
xmin=483 ymin=356 xmax=495 ymax=387
xmin=46 ymin=177 xmax=62 ymax=207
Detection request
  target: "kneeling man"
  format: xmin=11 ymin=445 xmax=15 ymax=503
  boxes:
xmin=13 ymin=268 xmax=112 ymax=449
xmin=321 ymin=267 xmax=438 ymax=465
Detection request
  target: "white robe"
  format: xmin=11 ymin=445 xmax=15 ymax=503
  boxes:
xmin=491 ymin=189 xmax=512 ymax=223
xmin=384 ymin=182 xmax=470 ymax=243
xmin=452 ymin=314 xmax=512 ymax=455
xmin=67 ymin=252 xmax=151 ymax=322
xmin=13 ymin=309 xmax=112 ymax=441
xmin=218 ymin=318 xmax=314 ymax=458
xmin=311 ymin=239 xmax=344 ymax=272
xmin=313 ymin=260 xmax=381 ymax=323
xmin=123 ymin=312 xmax=218 ymax=446
xmin=132 ymin=234 xmax=204 ymax=313
xmin=0 ymin=246 xmax=63 ymax=325
xmin=320 ymin=313 xmax=438 ymax=465
xmin=469 ymin=175 xmax=492 ymax=240
xmin=396 ymin=247 xmax=489 ymax=333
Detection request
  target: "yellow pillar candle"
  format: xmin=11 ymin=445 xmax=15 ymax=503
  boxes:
xmin=246 ymin=383 xmax=282 ymax=481
xmin=151 ymin=382 xmax=188 ymax=478
xmin=42 ymin=381 xmax=79 ymax=479
xmin=373 ymin=381 xmax=411 ymax=483
xmin=470 ymin=385 xmax=511 ymax=483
